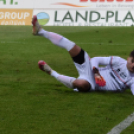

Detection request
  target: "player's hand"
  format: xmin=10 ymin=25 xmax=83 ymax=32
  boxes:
xmin=93 ymin=67 xmax=106 ymax=87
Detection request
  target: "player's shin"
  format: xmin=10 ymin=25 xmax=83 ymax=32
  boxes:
xmin=51 ymin=73 xmax=76 ymax=89
xmin=38 ymin=60 xmax=76 ymax=89
xmin=38 ymin=29 xmax=75 ymax=51
xmin=57 ymin=75 xmax=76 ymax=89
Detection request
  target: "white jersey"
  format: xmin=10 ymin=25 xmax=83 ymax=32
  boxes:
xmin=74 ymin=52 xmax=134 ymax=95
xmin=95 ymin=56 xmax=134 ymax=91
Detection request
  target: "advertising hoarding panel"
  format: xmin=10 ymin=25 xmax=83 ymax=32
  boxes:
xmin=0 ymin=0 xmax=134 ymax=9
xmin=33 ymin=9 xmax=134 ymax=26
xmin=0 ymin=0 xmax=133 ymax=26
xmin=0 ymin=9 xmax=33 ymax=25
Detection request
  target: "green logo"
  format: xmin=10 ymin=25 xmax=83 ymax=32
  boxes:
xmin=37 ymin=12 xmax=49 ymax=25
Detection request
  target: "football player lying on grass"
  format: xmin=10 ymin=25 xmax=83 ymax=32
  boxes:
xmin=32 ymin=15 xmax=134 ymax=95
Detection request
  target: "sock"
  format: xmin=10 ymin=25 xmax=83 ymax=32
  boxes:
xmin=57 ymin=75 xmax=76 ymax=89
xmin=38 ymin=29 xmax=75 ymax=51
xmin=51 ymin=70 xmax=60 ymax=78
xmin=50 ymin=70 xmax=76 ymax=89
xmin=73 ymin=88 xmax=79 ymax=92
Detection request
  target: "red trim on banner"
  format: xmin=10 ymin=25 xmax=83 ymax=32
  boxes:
xmin=52 ymin=2 xmax=89 ymax=7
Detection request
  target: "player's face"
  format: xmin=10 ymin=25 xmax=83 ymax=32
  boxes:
xmin=127 ymin=57 xmax=134 ymax=73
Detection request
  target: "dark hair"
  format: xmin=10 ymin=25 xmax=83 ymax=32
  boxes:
xmin=130 ymin=50 xmax=134 ymax=58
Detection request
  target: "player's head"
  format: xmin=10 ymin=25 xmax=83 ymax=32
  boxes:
xmin=129 ymin=50 xmax=134 ymax=58
xmin=127 ymin=50 xmax=134 ymax=72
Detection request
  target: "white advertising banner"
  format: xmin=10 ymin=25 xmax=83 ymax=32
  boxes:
xmin=33 ymin=10 xmax=134 ymax=26
xmin=0 ymin=0 xmax=134 ymax=26
xmin=39 ymin=0 xmax=134 ymax=9
xmin=0 ymin=0 xmax=134 ymax=9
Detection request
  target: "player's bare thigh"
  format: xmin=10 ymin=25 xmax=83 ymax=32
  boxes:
xmin=69 ymin=45 xmax=81 ymax=57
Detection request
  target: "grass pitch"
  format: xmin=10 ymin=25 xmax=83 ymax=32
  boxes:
xmin=0 ymin=26 xmax=134 ymax=134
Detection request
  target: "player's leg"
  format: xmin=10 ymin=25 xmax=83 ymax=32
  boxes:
xmin=32 ymin=15 xmax=81 ymax=57
xmin=38 ymin=60 xmax=90 ymax=92
xmin=32 ymin=16 xmax=91 ymax=91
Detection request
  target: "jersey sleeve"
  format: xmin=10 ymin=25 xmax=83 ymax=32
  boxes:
xmin=130 ymin=84 xmax=134 ymax=95
xmin=109 ymin=56 xmax=121 ymax=66
xmin=90 ymin=57 xmax=111 ymax=68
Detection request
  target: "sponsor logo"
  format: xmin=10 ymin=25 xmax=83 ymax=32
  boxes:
xmin=37 ymin=12 xmax=49 ymax=25
xmin=80 ymin=0 xmax=133 ymax=2
xmin=54 ymin=10 xmax=134 ymax=23
xmin=0 ymin=9 xmax=33 ymax=25
xmin=52 ymin=0 xmax=133 ymax=7
xmin=0 ymin=0 xmax=18 ymax=5
xmin=53 ymin=10 xmax=134 ymax=26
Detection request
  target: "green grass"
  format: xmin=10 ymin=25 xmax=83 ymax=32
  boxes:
xmin=0 ymin=26 xmax=134 ymax=134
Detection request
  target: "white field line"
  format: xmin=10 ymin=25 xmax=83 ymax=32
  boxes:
xmin=107 ymin=112 xmax=134 ymax=134
xmin=0 ymin=41 xmax=134 ymax=46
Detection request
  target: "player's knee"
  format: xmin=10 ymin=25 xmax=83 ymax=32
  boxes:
xmin=72 ymin=49 xmax=85 ymax=64
xmin=73 ymin=79 xmax=91 ymax=92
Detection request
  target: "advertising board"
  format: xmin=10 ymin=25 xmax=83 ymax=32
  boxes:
xmin=0 ymin=9 xmax=33 ymax=25
xmin=33 ymin=10 xmax=134 ymax=26
xmin=0 ymin=0 xmax=133 ymax=26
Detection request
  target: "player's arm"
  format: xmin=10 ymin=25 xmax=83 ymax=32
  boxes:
xmin=91 ymin=57 xmax=111 ymax=87
xmin=130 ymin=84 xmax=134 ymax=95
xmin=90 ymin=57 xmax=111 ymax=68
